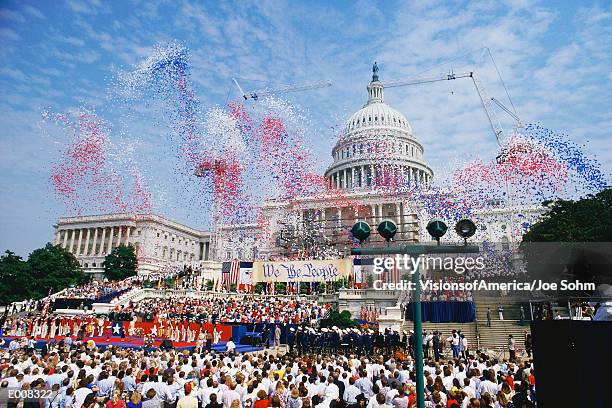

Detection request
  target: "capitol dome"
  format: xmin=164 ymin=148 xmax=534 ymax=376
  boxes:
xmin=325 ymin=63 xmax=433 ymax=191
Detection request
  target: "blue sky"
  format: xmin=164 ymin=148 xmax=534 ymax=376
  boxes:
xmin=1 ymin=0 xmax=610 ymax=257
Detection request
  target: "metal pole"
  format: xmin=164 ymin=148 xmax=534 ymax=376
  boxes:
xmin=412 ymin=260 xmax=425 ymax=408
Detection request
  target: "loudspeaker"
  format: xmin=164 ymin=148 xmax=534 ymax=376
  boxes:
xmin=160 ymin=339 xmax=174 ymax=350
xmin=531 ymin=320 xmax=612 ymax=408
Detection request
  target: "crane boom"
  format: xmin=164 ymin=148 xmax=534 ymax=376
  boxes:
xmin=382 ymin=71 xmax=512 ymax=145
xmin=383 ymin=72 xmax=473 ymax=88
xmin=232 ymin=78 xmax=332 ymax=101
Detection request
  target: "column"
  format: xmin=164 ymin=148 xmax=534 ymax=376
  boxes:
xmin=107 ymin=227 xmax=114 ymax=254
xmin=84 ymin=228 xmax=91 ymax=255
xmin=92 ymin=228 xmax=98 ymax=256
xmin=360 ymin=166 xmax=365 ymax=188
xmin=351 ymin=167 xmax=356 ymax=188
xmin=344 ymin=169 xmax=348 ymax=189
xmin=62 ymin=230 xmax=68 ymax=248
xmin=395 ymin=203 xmax=401 ymax=230
xmin=369 ymin=165 xmax=374 ymax=186
xmin=75 ymin=229 xmax=83 ymax=255
xmin=99 ymin=227 xmax=107 ymax=256
xmin=373 ymin=165 xmax=378 ymax=186
xmin=69 ymin=229 xmax=76 ymax=253
xmin=321 ymin=208 xmax=327 ymax=234
xmin=54 ymin=231 xmax=60 ymax=245
xmin=117 ymin=226 xmax=123 ymax=247
xmin=125 ymin=226 xmax=131 ymax=245
xmin=370 ymin=205 xmax=376 ymax=226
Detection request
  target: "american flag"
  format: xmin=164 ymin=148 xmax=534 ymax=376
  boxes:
xmin=221 ymin=260 xmax=240 ymax=290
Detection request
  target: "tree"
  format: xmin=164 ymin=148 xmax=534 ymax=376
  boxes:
xmin=27 ymin=243 xmax=88 ymax=298
xmin=103 ymin=244 xmax=138 ymax=281
xmin=0 ymin=250 xmax=32 ymax=305
xmin=521 ymin=188 xmax=612 ymax=290
xmin=205 ymin=279 xmax=214 ymax=291
xmin=523 ymin=188 xmax=612 ymax=243
xmin=320 ymin=310 xmax=360 ymax=329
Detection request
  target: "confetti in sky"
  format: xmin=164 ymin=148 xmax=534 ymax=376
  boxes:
xmin=45 ymin=41 xmax=609 ymax=254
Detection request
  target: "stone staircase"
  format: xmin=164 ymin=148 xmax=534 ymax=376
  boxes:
xmin=402 ymin=297 xmax=568 ymax=356
xmin=473 ymin=298 xmax=531 ymax=354
xmin=401 ymin=321 xmax=478 ymax=352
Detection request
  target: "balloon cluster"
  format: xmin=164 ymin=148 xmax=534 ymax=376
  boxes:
xmin=44 ymin=109 xmax=151 ymax=214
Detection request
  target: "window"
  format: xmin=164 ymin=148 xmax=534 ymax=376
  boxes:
xmin=84 ymin=263 xmax=89 ymax=268
xmin=92 ymin=263 xmax=96 ymax=267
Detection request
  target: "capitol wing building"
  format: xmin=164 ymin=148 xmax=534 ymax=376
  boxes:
xmin=55 ymin=65 xmax=543 ymax=276
xmin=54 ymin=213 xmax=213 ymax=277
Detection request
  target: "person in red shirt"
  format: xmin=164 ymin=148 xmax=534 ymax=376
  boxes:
xmin=253 ymin=390 xmax=270 ymax=408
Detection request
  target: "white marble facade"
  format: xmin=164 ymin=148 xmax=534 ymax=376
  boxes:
xmin=54 ymin=213 xmax=212 ymax=277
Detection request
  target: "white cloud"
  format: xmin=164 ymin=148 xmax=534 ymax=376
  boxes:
xmin=22 ymin=5 xmax=45 ymax=19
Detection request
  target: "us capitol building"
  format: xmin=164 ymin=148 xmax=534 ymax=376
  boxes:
xmin=54 ymin=64 xmax=541 ymax=277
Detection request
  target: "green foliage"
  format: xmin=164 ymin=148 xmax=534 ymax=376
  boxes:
xmin=103 ymin=244 xmax=138 ymax=281
xmin=321 ymin=310 xmax=360 ymax=329
xmin=28 ymin=243 xmax=88 ymax=296
xmin=523 ymin=188 xmax=612 ymax=242
xmin=0 ymin=250 xmax=32 ymax=305
xmin=521 ymin=189 xmax=612 ymax=288
xmin=366 ymin=274 xmax=374 ymax=288
xmin=0 ymin=244 xmax=88 ymax=305
xmin=254 ymin=282 xmax=266 ymax=294
xmin=205 ymin=279 xmax=213 ymax=291
xmin=230 ymin=283 xmax=237 ymax=292
xmin=275 ymin=282 xmax=287 ymax=294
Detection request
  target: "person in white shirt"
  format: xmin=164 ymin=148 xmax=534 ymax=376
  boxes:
xmin=177 ymin=383 xmax=199 ymax=408
xmin=343 ymin=377 xmax=361 ymax=405
xmin=322 ymin=376 xmax=340 ymax=405
xmin=478 ymin=370 xmax=498 ymax=402
xmin=221 ymin=382 xmax=241 ymax=408
xmin=356 ymin=371 xmax=373 ymax=397
xmin=461 ymin=378 xmax=476 ymax=400
xmin=73 ymin=381 xmax=93 ymax=408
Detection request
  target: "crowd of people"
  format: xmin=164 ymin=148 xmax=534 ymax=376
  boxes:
xmin=61 ymin=282 xmax=134 ymax=301
xmin=0 ymin=296 xmax=331 ymax=342
xmin=0 ymin=326 xmax=536 ymax=408
xmin=112 ymin=296 xmax=330 ymax=325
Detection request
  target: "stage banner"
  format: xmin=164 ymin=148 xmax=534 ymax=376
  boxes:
xmin=253 ymin=259 xmax=351 ymax=282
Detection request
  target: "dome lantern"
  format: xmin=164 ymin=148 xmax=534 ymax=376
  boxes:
xmin=367 ymin=61 xmax=384 ymax=105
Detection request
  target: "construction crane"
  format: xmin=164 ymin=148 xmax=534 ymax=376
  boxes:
xmin=384 ymin=67 xmax=525 ymax=244
xmin=232 ymin=77 xmax=332 ymax=101
xmin=383 ymin=71 xmax=520 ymax=145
